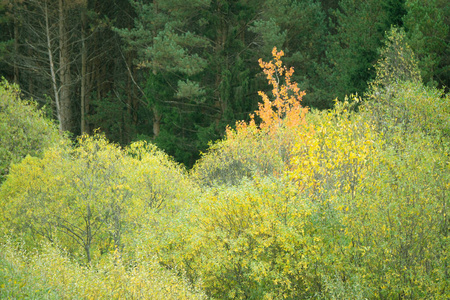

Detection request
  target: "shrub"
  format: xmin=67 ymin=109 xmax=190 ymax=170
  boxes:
xmin=0 ymin=79 xmax=61 ymax=182
xmin=0 ymin=135 xmax=196 ymax=264
xmin=0 ymin=239 xmax=206 ymax=299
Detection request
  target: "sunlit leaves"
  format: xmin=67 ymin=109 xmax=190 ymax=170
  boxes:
xmin=0 ymin=79 xmax=61 ymax=182
xmin=0 ymin=135 xmax=194 ymax=264
xmin=192 ymin=47 xmax=310 ymax=186
xmin=1 ymin=42 xmax=449 ymax=298
xmin=293 ymin=97 xmax=382 ymax=198
xmin=0 ymin=240 xmax=206 ymax=299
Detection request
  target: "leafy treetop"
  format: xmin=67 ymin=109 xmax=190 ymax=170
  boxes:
xmin=228 ymin=47 xmax=308 ymax=136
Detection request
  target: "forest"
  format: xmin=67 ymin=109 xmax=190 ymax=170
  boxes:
xmin=0 ymin=0 xmax=449 ymax=299
xmin=0 ymin=0 xmax=449 ymax=166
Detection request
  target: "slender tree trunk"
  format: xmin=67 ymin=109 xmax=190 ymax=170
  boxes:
xmin=81 ymin=2 xmax=88 ymax=134
xmin=153 ymin=2 xmax=162 ymax=139
xmin=85 ymin=204 xmax=92 ymax=264
xmin=214 ymin=3 xmax=228 ymax=125
xmin=59 ymin=0 xmax=72 ymax=133
xmin=44 ymin=1 xmax=62 ymax=133
xmin=13 ymin=6 xmax=19 ymax=84
xmin=153 ymin=108 xmax=161 ymax=138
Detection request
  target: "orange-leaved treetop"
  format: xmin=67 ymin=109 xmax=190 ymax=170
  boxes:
xmin=256 ymin=47 xmax=308 ymax=130
xmin=227 ymin=47 xmax=308 ymax=138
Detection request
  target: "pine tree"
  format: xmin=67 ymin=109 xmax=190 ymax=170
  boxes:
xmin=119 ymin=0 xmax=263 ymax=166
xmin=326 ymin=0 xmax=407 ymax=100
xmin=403 ymin=0 xmax=450 ymax=88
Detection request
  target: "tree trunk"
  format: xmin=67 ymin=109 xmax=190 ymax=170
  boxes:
xmin=58 ymin=0 xmax=72 ymax=133
xmin=153 ymin=108 xmax=161 ymax=138
xmin=13 ymin=6 xmax=19 ymax=84
xmin=85 ymin=204 xmax=92 ymax=264
xmin=44 ymin=1 xmax=62 ymax=133
xmin=81 ymin=2 xmax=88 ymax=134
xmin=214 ymin=3 xmax=228 ymax=125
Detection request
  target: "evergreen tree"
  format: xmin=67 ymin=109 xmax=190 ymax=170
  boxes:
xmin=403 ymin=0 xmax=450 ymax=88
xmin=326 ymin=0 xmax=406 ymax=100
xmin=119 ymin=0 xmax=263 ymax=166
xmin=0 ymin=1 xmax=14 ymax=81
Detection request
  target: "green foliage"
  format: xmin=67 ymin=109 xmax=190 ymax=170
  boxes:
xmin=140 ymin=177 xmax=324 ymax=299
xmin=184 ymin=45 xmax=449 ymax=298
xmin=326 ymin=0 xmax=405 ymax=100
xmin=367 ymin=27 xmax=450 ymax=139
xmin=289 ymin=94 xmax=449 ymax=298
xmin=1 ymin=37 xmax=449 ymax=298
xmin=250 ymin=0 xmax=330 ymax=108
xmin=0 ymin=135 xmax=194 ymax=264
xmin=340 ymin=129 xmax=449 ymax=298
xmin=403 ymin=0 xmax=450 ymax=87
xmin=369 ymin=27 xmax=421 ymax=90
xmin=369 ymin=81 xmax=450 ymax=139
xmin=0 ymin=79 xmax=61 ymax=181
xmin=0 ymin=239 xmax=206 ymax=299
xmin=118 ymin=0 xmax=264 ymax=166
xmin=88 ymin=91 xmax=136 ymax=145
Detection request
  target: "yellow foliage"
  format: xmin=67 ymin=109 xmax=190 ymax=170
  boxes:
xmin=0 ymin=240 xmax=206 ymax=299
xmin=290 ymin=97 xmax=382 ymax=203
xmin=0 ymin=134 xmax=196 ymax=264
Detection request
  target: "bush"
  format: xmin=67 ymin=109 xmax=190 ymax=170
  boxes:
xmin=0 ymin=79 xmax=61 ymax=181
xmin=0 ymin=135 xmax=196 ymax=264
xmin=142 ymin=177 xmax=328 ymax=299
xmin=0 ymin=239 xmax=206 ymax=299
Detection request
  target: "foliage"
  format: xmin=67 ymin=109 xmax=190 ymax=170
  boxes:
xmin=288 ymin=34 xmax=450 ymax=297
xmin=1 ymin=0 xmax=448 ymax=167
xmin=403 ymin=0 xmax=450 ymax=87
xmin=87 ymin=91 xmax=136 ymax=145
xmin=326 ymin=0 xmax=406 ymax=100
xmin=118 ymin=0 xmax=263 ymax=167
xmin=181 ymin=43 xmax=449 ymax=298
xmin=0 ymin=79 xmax=61 ymax=182
xmin=249 ymin=0 xmax=330 ymax=108
xmin=1 ymin=35 xmax=449 ymax=298
xmin=0 ymin=239 xmax=206 ymax=299
xmin=290 ymin=97 xmax=381 ymax=203
xmin=0 ymin=135 xmax=194 ymax=264
xmin=191 ymin=47 xmax=309 ymax=186
xmin=369 ymin=27 xmax=421 ymax=90
xmin=146 ymin=177 xmax=324 ymax=299
xmin=367 ymin=27 xmax=450 ymax=139
xmin=288 ymin=91 xmax=449 ymax=298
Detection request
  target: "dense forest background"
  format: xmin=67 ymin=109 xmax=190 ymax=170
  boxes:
xmin=0 ymin=0 xmax=448 ymax=167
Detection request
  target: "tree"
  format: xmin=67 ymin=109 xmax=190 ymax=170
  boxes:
xmin=5 ymin=0 xmax=80 ymax=133
xmin=192 ymin=47 xmax=309 ymax=186
xmin=1 ymin=136 xmax=130 ymax=263
xmin=403 ymin=0 xmax=450 ymax=88
xmin=119 ymin=0 xmax=264 ymax=166
xmin=1 ymin=133 xmax=195 ymax=263
xmin=326 ymin=0 xmax=407 ymax=100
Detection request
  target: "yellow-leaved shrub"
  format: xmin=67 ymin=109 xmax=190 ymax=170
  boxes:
xmin=0 ymin=134 xmax=196 ymax=264
xmin=0 ymin=239 xmax=206 ymax=299
xmin=0 ymin=79 xmax=61 ymax=182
